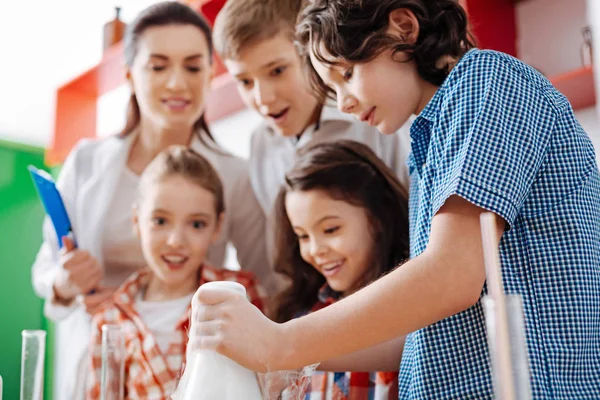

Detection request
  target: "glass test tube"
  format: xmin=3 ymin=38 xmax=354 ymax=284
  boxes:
xmin=483 ymin=295 xmax=532 ymax=400
xmin=100 ymin=324 xmax=125 ymax=400
xmin=20 ymin=330 xmax=46 ymax=400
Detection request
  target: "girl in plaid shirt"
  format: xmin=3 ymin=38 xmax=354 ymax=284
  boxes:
xmin=86 ymin=146 xmax=265 ymax=399
xmin=270 ymin=140 xmax=410 ymax=399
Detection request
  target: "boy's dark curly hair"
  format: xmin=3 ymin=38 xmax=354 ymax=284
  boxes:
xmin=296 ymin=0 xmax=476 ymax=99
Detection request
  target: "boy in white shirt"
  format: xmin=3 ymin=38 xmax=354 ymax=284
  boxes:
xmin=213 ymin=0 xmax=412 ymax=273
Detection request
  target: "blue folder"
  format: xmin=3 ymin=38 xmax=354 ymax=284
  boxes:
xmin=28 ymin=165 xmax=76 ymax=249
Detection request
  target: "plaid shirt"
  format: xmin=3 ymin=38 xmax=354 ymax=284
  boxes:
xmin=86 ymin=265 xmax=265 ymax=399
xmin=403 ymin=49 xmax=600 ymax=398
xmin=302 ymin=286 xmax=398 ymax=400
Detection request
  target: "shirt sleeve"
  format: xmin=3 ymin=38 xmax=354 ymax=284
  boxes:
xmin=228 ymin=171 xmax=281 ymax=296
xmin=430 ymin=51 xmax=556 ymax=228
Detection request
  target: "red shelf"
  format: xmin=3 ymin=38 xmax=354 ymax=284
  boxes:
xmin=61 ymin=42 xmax=126 ymax=98
xmin=550 ymin=66 xmax=596 ymax=111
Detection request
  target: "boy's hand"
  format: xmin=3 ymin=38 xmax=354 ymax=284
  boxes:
xmin=53 ymin=236 xmax=103 ymax=302
xmin=189 ymin=286 xmax=288 ymax=373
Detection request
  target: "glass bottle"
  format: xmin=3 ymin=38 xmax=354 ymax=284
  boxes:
xmin=20 ymin=330 xmax=46 ymax=400
xmin=103 ymin=7 xmax=126 ymax=51
xmin=581 ymin=26 xmax=593 ymax=67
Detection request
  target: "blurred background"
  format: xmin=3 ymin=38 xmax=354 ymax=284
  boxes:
xmin=0 ymin=0 xmax=598 ymax=398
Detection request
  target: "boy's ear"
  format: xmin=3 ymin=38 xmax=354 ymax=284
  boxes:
xmin=132 ymin=204 xmax=141 ymax=237
xmin=126 ymin=69 xmax=136 ymax=96
xmin=211 ymin=212 xmax=225 ymax=242
xmin=387 ymin=8 xmax=420 ymax=44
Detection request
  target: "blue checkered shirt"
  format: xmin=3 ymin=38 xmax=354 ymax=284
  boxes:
xmin=400 ymin=49 xmax=600 ymax=399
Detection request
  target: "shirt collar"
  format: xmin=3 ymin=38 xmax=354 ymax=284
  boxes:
xmin=114 ymin=265 xmax=209 ymax=307
xmin=408 ymin=49 xmax=480 ymax=175
xmin=294 ymin=104 xmax=355 ymax=147
xmin=317 ymin=284 xmax=342 ymax=304
xmin=262 ymin=103 xmax=355 ymax=146
xmin=413 ymin=48 xmax=480 ymax=125
xmin=114 ymin=269 xmax=152 ymax=306
xmin=407 ymin=114 xmax=434 ymax=177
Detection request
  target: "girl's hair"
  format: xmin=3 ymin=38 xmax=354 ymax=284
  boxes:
xmin=296 ymin=0 xmax=476 ymax=99
xmin=120 ymin=1 xmax=217 ymax=146
xmin=139 ymin=146 xmax=225 ymax=216
xmin=273 ymin=140 xmax=410 ymax=322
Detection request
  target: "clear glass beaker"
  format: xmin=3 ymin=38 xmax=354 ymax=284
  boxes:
xmin=483 ymin=295 xmax=532 ymax=400
xmin=20 ymin=330 xmax=46 ymax=400
xmin=100 ymin=324 xmax=125 ymax=400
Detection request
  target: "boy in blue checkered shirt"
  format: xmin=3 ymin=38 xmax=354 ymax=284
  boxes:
xmin=189 ymin=0 xmax=600 ymax=398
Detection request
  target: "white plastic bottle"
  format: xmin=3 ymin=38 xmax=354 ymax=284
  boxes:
xmin=173 ymin=281 xmax=263 ymax=400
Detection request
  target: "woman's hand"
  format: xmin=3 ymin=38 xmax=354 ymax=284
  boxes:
xmin=188 ymin=285 xmax=289 ymax=373
xmin=83 ymin=286 xmax=116 ymax=315
xmin=53 ymin=236 xmax=103 ymax=303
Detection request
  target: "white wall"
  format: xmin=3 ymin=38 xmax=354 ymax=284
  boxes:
xmin=0 ymin=0 xmax=159 ymax=147
xmin=517 ymin=0 xmax=600 ymax=162
xmin=588 ymin=0 xmax=600 ymax=117
xmin=516 ymin=0 xmax=589 ymax=77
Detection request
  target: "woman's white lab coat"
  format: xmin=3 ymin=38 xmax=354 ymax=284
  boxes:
xmin=31 ymin=132 xmax=271 ymax=399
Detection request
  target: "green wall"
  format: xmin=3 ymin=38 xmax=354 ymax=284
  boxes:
xmin=0 ymin=139 xmax=55 ymax=399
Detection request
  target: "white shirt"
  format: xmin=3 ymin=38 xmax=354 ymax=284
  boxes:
xmin=249 ymin=105 xmax=412 ymax=216
xmin=135 ymin=292 xmax=194 ymax=353
xmin=102 ymin=167 xmax=145 ymax=288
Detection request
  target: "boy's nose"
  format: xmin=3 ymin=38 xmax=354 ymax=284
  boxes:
xmin=254 ymin=81 xmax=276 ymax=106
xmin=338 ymin=94 xmax=357 ymax=114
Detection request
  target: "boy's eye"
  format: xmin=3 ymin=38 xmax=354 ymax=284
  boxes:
xmin=271 ymin=66 xmax=287 ymax=77
xmin=152 ymin=217 xmax=167 ymax=226
xmin=192 ymin=220 xmax=207 ymax=229
xmin=324 ymin=226 xmax=340 ymax=235
xmin=342 ymin=67 xmax=353 ymax=82
xmin=239 ymin=78 xmax=252 ymax=88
